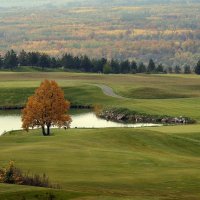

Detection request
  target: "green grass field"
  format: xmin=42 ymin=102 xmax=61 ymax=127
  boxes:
xmin=1 ymin=72 xmax=200 ymax=120
xmin=1 ymin=72 xmax=200 ymax=199
xmin=1 ymin=127 xmax=200 ymax=199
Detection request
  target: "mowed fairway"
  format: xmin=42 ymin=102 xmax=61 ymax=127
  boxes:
xmin=1 ymin=72 xmax=200 ymax=119
xmin=0 ymin=127 xmax=200 ymax=199
xmin=0 ymin=72 xmax=200 ymax=199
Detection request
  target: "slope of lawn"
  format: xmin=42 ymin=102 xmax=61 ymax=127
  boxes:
xmin=1 ymin=72 xmax=200 ymax=120
xmin=1 ymin=72 xmax=200 ymax=199
xmin=0 ymin=127 xmax=200 ymax=199
xmin=0 ymin=66 xmax=65 ymax=72
xmin=0 ymin=184 xmax=86 ymax=200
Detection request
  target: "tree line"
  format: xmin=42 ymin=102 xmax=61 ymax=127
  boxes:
xmin=0 ymin=49 xmax=200 ymax=74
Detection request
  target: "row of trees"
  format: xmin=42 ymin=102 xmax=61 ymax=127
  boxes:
xmin=0 ymin=50 xmax=200 ymax=74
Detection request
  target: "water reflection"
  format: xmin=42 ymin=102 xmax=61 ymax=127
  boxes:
xmin=0 ymin=111 xmax=161 ymax=135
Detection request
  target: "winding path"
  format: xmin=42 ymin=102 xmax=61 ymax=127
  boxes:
xmin=94 ymin=84 xmax=128 ymax=99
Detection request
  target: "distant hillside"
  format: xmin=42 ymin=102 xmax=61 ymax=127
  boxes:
xmin=0 ymin=0 xmax=200 ymax=67
xmin=1 ymin=0 xmax=199 ymax=7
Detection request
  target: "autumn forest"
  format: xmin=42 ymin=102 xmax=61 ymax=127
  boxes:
xmin=0 ymin=0 xmax=200 ymax=68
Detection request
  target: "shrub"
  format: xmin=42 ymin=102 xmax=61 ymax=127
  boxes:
xmin=0 ymin=161 xmax=23 ymax=184
xmin=0 ymin=161 xmax=60 ymax=189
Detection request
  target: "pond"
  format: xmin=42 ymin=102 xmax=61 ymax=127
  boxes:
xmin=0 ymin=110 xmax=162 ymax=135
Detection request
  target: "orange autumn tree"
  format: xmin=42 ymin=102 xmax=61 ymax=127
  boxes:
xmin=22 ymin=80 xmax=71 ymax=136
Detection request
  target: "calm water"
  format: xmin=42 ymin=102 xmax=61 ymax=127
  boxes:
xmin=0 ymin=111 xmax=161 ymax=135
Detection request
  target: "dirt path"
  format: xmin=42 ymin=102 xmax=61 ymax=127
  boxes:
xmin=94 ymin=84 xmax=127 ymax=99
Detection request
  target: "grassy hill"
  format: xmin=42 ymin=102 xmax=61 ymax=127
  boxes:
xmin=0 ymin=127 xmax=200 ymax=199
xmin=0 ymin=72 xmax=200 ymax=199
xmin=1 ymin=72 xmax=200 ymax=120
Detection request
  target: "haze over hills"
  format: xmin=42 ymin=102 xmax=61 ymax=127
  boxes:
xmin=0 ymin=0 xmax=200 ymax=67
xmin=1 ymin=0 xmax=199 ymax=7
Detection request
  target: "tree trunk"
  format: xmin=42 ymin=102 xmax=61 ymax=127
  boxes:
xmin=42 ymin=126 xmax=46 ymax=136
xmin=47 ymin=125 xmax=51 ymax=136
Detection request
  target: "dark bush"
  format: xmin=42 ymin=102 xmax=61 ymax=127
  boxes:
xmin=0 ymin=161 xmax=60 ymax=189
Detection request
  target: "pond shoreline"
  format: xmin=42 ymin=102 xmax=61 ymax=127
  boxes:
xmin=0 ymin=105 xmax=92 ymax=110
xmin=0 ymin=105 xmax=196 ymax=126
xmin=0 ymin=112 xmax=163 ymax=136
xmin=97 ymin=108 xmax=196 ymax=125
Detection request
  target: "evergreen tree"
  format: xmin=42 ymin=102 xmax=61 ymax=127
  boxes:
xmin=147 ymin=59 xmax=156 ymax=73
xmin=195 ymin=60 xmax=200 ymax=75
xmin=73 ymin=56 xmax=81 ymax=70
xmin=110 ymin=59 xmax=120 ymax=74
xmin=4 ymin=50 xmax=18 ymax=70
xmin=156 ymin=64 xmax=164 ymax=73
xmin=18 ymin=50 xmax=28 ymax=66
xmin=0 ymin=54 xmax=3 ymax=69
xmin=61 ymin=54 xmax=74 ymax=69
xmin=174 ymin=65 xmax=181 ymax=74
xmin=2 ymin=49 xmax=197 ymax=75
xmin=39 ymin=54 xmax=50 ymax=70
xmin=137 ymin=62 xmax=146 ymax=73
xmin=80 ymin=55 xmax=93 ymax=72
xmin=50 ymin=57 xmax=60 ymax=68
xmin=130 ymin=60 xmax=137 ymax=73
xmin=120 ymin=60 xmax=130 ymax=73
xmin=184 ymin=65 xmax=191 ymax=74
xmin=27 ymin=52 xmax=40 ymax=66
xmin=92 ymin=58 xmax=107 ymax=73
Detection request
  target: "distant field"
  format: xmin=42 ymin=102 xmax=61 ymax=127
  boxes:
xmin=0 ymin=127 xmax=200 ymax=199
xmin=1 ymin=72 xmax=200 ymax=120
